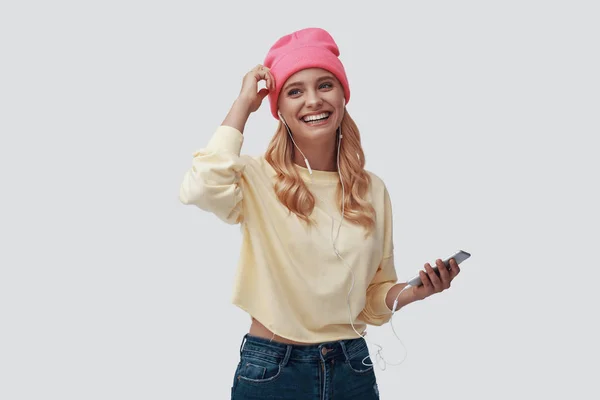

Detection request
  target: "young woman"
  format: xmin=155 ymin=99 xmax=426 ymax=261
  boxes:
xmin=179 ymin=27 xmax=460 ymax=400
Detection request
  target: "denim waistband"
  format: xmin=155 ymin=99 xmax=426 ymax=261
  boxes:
xmin=239 ymin=333 xmax=369 ymax=364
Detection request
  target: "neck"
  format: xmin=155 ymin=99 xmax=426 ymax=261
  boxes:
xmin=292 ymin=136 xmax=338 ymax=171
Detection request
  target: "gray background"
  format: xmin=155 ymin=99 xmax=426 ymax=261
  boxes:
xmin=1 ymin=0 xmax=598 ymax=399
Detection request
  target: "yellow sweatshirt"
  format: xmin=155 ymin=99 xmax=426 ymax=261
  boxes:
xmin=179 ymin=125 xmax=398 ymax=343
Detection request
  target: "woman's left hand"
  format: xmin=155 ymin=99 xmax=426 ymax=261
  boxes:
xmin=410 ymin=258 xmax=461 ymax=301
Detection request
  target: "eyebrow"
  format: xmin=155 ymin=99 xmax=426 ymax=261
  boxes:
xmin=282 ymin=75 xmax=335 ymax=92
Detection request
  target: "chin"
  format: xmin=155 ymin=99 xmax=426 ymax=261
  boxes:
xmin=294 ymin=124 xmax=336 ymax=141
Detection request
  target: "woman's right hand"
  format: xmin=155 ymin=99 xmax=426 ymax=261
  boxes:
xmin=237 ymin=64 xmax=275 ymax=114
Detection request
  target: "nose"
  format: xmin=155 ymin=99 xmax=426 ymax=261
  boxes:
xmin=305 ymin=89 xmax=323 ymax=108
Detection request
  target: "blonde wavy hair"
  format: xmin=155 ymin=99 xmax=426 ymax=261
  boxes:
xmin=264 ymin=110 xmax=375 ymax=235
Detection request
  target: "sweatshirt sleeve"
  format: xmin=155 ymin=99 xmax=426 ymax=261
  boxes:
xmin=179 ymin=125 xmax=246 ymax=225
xmin=358 ymin=186 xmax=398 ymax=326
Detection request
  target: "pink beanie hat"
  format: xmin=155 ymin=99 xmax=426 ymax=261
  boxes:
xmin=263 ymin=27 xmax=351 ymax=119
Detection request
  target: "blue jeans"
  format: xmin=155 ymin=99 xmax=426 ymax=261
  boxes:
xmin=231 ymin=333 xmax=380 ymax=399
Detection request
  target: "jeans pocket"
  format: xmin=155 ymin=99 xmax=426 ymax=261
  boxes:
xmin=345 ymin=346 xmax=375 ymax=375
xmin=237 ymin=354 xmax=283 ymax=384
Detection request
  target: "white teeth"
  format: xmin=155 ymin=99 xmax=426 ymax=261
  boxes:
xmin=302 ymin=112 xmax=330 ymax=122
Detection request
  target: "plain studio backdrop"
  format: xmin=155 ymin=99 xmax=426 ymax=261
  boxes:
xmin=1 ymin=1 xmax=598 ymax=399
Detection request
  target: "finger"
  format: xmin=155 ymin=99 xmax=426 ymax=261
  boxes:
xmin=257 ymin=88 xmax=269 ymax=101
xmin=262 ymin=72 xmax=269 ymax=91
xmin=267 ymin=71 xmax=275 ymax=92
xmin=425 ymin=263 xmax=443 ymax=291
xmin=265 ymin=72 xmax=273 ymax=92
xmin=436 ymin=259 xmax=451 ymax=288
xmin=253 ymin=65 xmax=266 ymax=79
xmin=255 ymin=67 xmax=273 ymax=92
xmin=419 ymin=270 xmax=432 ymax=290
xmin=449 ymin=258 xmax=460 ymax=279
xmin=250 ymin=65 xmax=262 ymax=79
xmin=260 ymin=69 xmax=272 ymax=91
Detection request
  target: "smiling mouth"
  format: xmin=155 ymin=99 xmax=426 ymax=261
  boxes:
xmin=301 ymin=111 xmax=331 ymax=125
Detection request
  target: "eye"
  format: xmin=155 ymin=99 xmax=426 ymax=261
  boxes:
xmin=287 ymin=88 xmax=301 ymax=96
xmin=320 ymin=82 xmax=333 ymax=89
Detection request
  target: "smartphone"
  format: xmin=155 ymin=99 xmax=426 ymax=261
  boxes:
xmin=406 ymin=250 xmax=471 ymax=287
